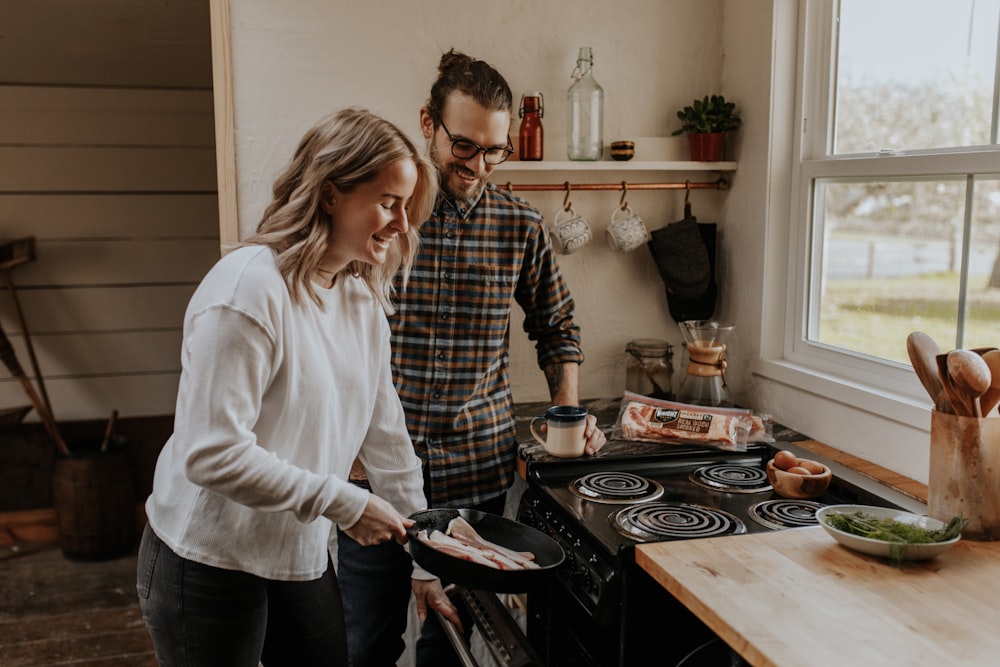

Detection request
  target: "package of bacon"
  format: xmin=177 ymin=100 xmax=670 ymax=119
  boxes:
xmin=612 ymin=391 xmax=772 ymax=452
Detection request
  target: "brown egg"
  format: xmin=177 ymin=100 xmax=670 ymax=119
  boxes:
xmin=773 ymin=450 xmax=799 ymax=471
xmin=797 ymin=459 xmax=826 ymax=475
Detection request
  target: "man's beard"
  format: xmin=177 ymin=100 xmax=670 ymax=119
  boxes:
xmin=430 ymin=142 xmax=486 ymax=203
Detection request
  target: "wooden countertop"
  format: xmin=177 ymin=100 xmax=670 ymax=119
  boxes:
xmin=636 ymin=526 xmax=1000 ymax=667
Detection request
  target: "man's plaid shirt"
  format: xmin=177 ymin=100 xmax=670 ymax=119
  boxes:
xmin=389 ymin=183 xmax=583 ymax=508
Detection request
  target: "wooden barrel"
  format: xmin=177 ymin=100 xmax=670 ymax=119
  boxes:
xmin=52 ymin=440 xmax=137 ymax=560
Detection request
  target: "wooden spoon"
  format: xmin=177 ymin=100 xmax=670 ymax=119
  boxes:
xmin=906 ymin=332 xmax=951 ymax=412
xmin=937 ymin=353 xmax=968 ymax=416
xmin=947 ymin=349 xmax=991 ymax=418
xmin=979 ymin=349 xmax=1000 ymax=417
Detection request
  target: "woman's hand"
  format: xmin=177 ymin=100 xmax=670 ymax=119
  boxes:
xmin=343 ymin=494 xmax=411 ymax=546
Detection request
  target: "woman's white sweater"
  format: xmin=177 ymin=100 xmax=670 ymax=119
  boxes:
xmin=145 ymin=246 xmax=425 ymax=581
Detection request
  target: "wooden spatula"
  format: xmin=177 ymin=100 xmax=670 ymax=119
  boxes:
xmin=906 ymin=332 xmax=951 ymax=413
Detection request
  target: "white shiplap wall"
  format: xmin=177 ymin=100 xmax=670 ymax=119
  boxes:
xmin=0 ymin=0 xmax=220 ymax=421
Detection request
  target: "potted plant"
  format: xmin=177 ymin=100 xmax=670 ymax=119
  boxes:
xmin=671 ymin=95 xmax=742 ymax=162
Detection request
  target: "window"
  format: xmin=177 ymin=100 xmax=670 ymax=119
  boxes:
xmin=786 ymin=0 xmax=1000 ymax=401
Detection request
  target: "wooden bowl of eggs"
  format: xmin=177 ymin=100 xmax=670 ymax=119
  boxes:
xmin=766 ymin=449 xmax=832 ymax=499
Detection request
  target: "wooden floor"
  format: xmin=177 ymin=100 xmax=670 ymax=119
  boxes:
xmin=0 ymin=542 xmax=156 ymax=667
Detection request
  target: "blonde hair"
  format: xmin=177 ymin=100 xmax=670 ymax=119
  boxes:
xmin=244 ymin=108 xmax=436 ymax=312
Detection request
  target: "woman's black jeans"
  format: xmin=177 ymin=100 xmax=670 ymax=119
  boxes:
xmin=136 ymin=523 xmax=347 ymax=666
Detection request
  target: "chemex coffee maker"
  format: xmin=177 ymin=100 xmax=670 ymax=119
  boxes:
xmin=677 ymin=320 xmax=733 ymax=406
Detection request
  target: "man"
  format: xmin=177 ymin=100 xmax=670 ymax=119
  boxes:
xmin=337 ymin=49 xmax=606 ymax=667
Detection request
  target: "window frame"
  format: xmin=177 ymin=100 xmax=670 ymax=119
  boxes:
xmin=756 ymin=0 xmax=1000 ymax=428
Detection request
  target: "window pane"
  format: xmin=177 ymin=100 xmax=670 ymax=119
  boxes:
xmin=965 ymin=175 xmax=1000 ymax=349
xmin=813 ymin=179 xmax=966 ymax=363
xmin=834 ymin=0 xmax=1000 ymax=154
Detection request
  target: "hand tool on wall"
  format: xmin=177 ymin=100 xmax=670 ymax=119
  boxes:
xmin=1 ymin=237 xmax=51 ymax=415
xmin=0 ymin=323 xmax=69 ymax=455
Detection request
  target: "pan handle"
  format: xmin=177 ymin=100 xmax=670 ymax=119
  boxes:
xmin=434 ymin=585 xmax=479 ymax=667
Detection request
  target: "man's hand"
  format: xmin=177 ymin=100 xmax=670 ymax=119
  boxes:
xmin=412 ymin=578 xmax=463 ymax=632
xmin=583 ymin=412 xmax=607 ymax=455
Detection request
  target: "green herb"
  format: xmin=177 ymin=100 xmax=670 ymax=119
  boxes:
xmin=826 ymin=511 xmax=967 ymax=563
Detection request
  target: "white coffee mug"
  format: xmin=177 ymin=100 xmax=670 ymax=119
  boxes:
xmin=529 ymin=405 xmax=589 ymax=458
xmin=549 ymin=207 xmax=593 ymax=255
xmin=606 ymin=205 xmax=650 ymax=253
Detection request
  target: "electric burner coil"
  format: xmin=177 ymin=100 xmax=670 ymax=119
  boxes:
xmin=611 ymin=502 xmax=747 ymax=542
xmin=689 ymin=464 xmax=772 ymax=494
xmin=748 ymin=499 xmax=824 ymax=530
xmin=569 ymin=471 xmax=664 ymax=504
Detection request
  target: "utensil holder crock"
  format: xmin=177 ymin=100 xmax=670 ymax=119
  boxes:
xmin=928 ymin=410 xmax=1000 ymax=540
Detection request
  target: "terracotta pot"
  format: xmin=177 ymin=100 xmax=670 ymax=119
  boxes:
xmin=687 ymin=132 xmax=726 ymax=162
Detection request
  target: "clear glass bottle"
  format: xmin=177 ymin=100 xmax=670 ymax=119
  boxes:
xmin=518 ymin=92 xmax=544 ymax=161
xmin=625 ymin=339 xmax=674 ymax=400
xmin=567 ymin=47 xmax=604 ymax=161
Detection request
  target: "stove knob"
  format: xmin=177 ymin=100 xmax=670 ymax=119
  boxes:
xmin=571 ymin=569 xmax=592 ymax=590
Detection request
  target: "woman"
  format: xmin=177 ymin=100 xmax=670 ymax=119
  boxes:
xmin=136 ymin=108 xmax=457 ymax=666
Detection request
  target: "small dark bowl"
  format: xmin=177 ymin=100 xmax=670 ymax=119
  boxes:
xmin=610 ymin=140 xmax=635 ymax=161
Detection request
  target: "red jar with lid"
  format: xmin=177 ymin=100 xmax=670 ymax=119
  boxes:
xmin=518 ymin=92 xmax=544 ymax=161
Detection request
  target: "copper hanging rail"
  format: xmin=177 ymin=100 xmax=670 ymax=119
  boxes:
xmin=498 ymin=176 xmax=729 ymax=192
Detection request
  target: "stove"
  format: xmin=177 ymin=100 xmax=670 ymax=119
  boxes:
xmin=513 ymin=401 xmax=927 ymax=667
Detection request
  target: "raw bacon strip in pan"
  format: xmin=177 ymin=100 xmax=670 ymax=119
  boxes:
xmin=421 ymin=529 xmax=521 ymax=570
xmin=446 ymin=517 xmax=539 ymax=569
xmin=416 ymin=524 xmax=540 ymax=571
xmin=417 ymin=529 xmax=499 ymax=568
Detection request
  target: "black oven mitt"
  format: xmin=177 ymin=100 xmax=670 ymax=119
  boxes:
xmin=647 ymin=211 xmax=717 ymax=322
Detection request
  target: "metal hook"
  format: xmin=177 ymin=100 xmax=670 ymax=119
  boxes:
xmin=684 ymin=180 xmax=691 ymax=205
xmin=619 ymin=181 xmax=629 ymax=210
xmin=562 ymin=181 xmax=572 ymax=211
xmin=504 ymin=182 xmax=513 ymax=193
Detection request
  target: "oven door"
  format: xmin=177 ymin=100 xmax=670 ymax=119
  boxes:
xmin=436 ymin=585 xmax=542 ymax=667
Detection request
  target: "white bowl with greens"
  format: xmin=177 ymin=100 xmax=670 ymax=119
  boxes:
xmin=816 ymin=504 xmax=965 ymax=562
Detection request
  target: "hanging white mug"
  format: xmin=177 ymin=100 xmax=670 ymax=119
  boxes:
xmin=606 ymin=205 xmax=650 ymax=253
xmin=549 ymin=206 xmax=593 ymax=255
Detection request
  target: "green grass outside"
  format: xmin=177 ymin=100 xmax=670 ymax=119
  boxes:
xmin=819 ymin=273 xmax=1000 ymax=364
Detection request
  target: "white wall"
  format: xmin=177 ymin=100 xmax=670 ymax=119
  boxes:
xmin=222 ymin=0 xmax=931 ymax=484
xmin=226 ymin=0 xmax=733 ymax=404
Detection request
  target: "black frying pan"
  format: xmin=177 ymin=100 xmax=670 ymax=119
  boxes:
xmin=407 ymin=508 xmax=564 ymax=593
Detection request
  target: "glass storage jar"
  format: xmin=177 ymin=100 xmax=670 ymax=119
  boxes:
xmin=625 ymin=339 xmax=674 ymax=400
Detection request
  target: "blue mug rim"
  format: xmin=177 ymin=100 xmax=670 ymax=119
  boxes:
xmin=544 ymin=405 xmax=588 ymax=423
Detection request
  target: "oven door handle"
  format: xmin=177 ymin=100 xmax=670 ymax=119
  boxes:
xmin=436 ymin=585 xmax=479 ymax=667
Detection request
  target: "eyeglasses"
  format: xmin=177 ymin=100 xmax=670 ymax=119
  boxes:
xmin=438 ymin=120 xmax=514 ymax=165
